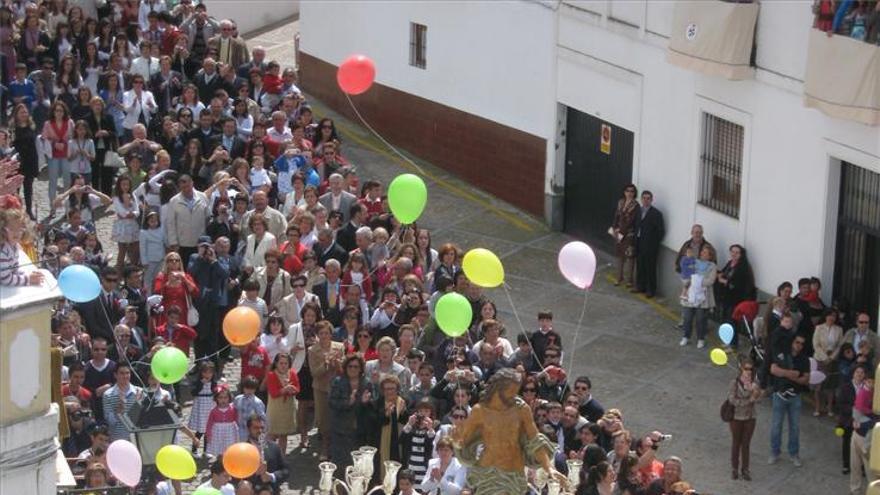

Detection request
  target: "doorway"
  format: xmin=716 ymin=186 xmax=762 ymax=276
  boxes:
xmin=562 ymin=108 xmax=634 ymax=252
xmin=833 ymin=162 xmax=880 ymax=322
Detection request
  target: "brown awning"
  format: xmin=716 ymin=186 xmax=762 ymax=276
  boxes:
xmin=666 ymin=1 xmax=759 ymax=80
xmin=804 ymin=29 xmax=880 ymax=126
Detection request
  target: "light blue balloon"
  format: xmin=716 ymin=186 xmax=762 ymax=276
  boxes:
xmin=718 ymin=323 xmax=735 ymax=345
xmin=58 ymin=265 xmax=101 ymax=303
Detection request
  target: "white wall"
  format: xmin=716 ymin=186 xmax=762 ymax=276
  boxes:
xmin=209 ymin=0 xmax=299 ymax=36
xmin=299 ymin=0 xmax=556 ymax=141
xmin=556 ymin=1 xmax=880 ymax=296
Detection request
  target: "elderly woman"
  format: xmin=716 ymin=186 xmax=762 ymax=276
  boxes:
xmin=308 ymin=320 xmax=345 ymax=461
xmin=611 ymin=184 xmax=638 ymax=287
xmin=108 ymin=324 xmax=142 ymax=364
xmin=365 ymin=337 xmax=413 ymax=398
xmin=363 ymin=374 xmax=409 ymax=481
xmin=679 ymin=245 xmax=717 ymax=349
xmin=329 ymin=354 xmax=370 ymax=468
xmin=243 ymin=213 xmax=277 ymax=269
xmin=813 ymin=308 xmax=843 ymax=416
xmin=253 ymin=249 xmax=292 ymax=312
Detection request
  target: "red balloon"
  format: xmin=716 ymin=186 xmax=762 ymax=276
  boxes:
xmin=337 ymin=54 xmax=376 ymax=95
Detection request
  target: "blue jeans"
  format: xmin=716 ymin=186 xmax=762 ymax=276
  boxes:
xmin=46 ymin=157 xmax=70 ymax=202
xmin=681 ymin=306 xmax=708 ymax=340
xmin=770 ymin=393 xmax=801 ymax=457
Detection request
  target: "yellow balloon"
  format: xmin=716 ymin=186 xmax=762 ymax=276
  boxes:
xmin=156 ymin=445 xmax=196 ymax=480
xmin=462 ymin=248 xmax=504 ymax=288
xmin=835 ymin=427 xmax=846 ymax=437
xmin=709 ymin=348 xmax=728 ymax=366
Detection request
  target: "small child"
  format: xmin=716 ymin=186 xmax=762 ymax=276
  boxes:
xmin=854 ymin=377 xmax=874 ymax=425
xmin=239 ymin=339 xmax=271 ymax=404
xmin=204 ymin=385 xmax=239 ymax=457
xmin=139 ymin=212 xmax=165 ymax=294
xmin=239 ymin=279 xmax=269 ymax=329
xmin=154 ymin=305 xmax=198 ymax=355
xmin=233 ymin=375 xmax=267 ymax=441
xmin=248 ymin=155 xmax=272 ymax=194
xmin=67 ymin=120 xmax=95 ymax=184
xmin=188 ymin=362 xmax=219 ymax=455
xmin=260 ymin=61 xmax=283 ymax=112
xmin=0 ymin=202 xmax=44 ymax=287
xmin=341 ymin=251 xmax=374 ymax=302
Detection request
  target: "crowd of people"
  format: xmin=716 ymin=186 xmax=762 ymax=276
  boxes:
xmin=813 ymin=0 xmax=880 ymax=44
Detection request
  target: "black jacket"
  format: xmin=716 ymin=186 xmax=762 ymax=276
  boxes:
xmin=246 ymin=440 xmax=288 ymax=493
xmin=635 ymin=206 xmax=665 ymax=254
xmin=335 ymin=222 xmax=358 ymax=253
xmin=209 ymin=133 xmax=247 ymax=160
xmin=149 ymin=70 xmax=184 ymax=115
xmin=314 ymin=281 xmax=344 ymax=327
xmin=313 ymin=241 xmax=349 ymax=269
xmin=77 ymin=292 xmax=122 ymax=341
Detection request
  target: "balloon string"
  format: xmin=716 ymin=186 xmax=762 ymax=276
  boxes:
xmin=568 ymin=290 xmax=590 ymax=373
xmin=343 ymin=92 xmax=428 ymax=177
xmin=502 ymin=283 xmax=546 ymax=373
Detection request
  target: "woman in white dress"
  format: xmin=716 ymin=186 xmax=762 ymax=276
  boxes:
xmin=110 ymin=174 xmax=141 ymax=270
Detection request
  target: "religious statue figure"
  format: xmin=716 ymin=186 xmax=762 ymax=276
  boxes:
xmin=453 ymin=368 xmax=564 ymax=494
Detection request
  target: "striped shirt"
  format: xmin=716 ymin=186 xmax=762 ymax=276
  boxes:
xmin=0 ymin=242 xmax=30 ymax=287
xmin=102 ymin=384 xmax=143 ymax=441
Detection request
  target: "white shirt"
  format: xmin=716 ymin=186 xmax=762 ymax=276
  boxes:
xmin=418 ymin=457 xmax=467 ymax=495
xmin=197 ymin=481 xmax=234 ymax=495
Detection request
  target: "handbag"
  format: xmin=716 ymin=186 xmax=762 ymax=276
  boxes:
xmin=185 ymin=290 xmax=199 ymax=327
xmin=720 ymin=399 xmax=735 ymax=422
xmin=103 ymin=150 xmax=125 ymax=168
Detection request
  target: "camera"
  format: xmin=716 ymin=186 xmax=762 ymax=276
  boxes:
xmin=70 ymin=409 xmax=92 ymax=420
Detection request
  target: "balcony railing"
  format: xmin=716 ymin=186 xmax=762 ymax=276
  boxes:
xmin=666 ymin=0 xmax=759 ymax=80
xmin=803 ymin=29 xmax=880 ymax=126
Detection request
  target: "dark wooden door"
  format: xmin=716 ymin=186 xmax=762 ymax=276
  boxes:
xmin=563 ymin=109 xmax=634 ymax=252
xmin=833 ymin=162 xmax=880 ymax=321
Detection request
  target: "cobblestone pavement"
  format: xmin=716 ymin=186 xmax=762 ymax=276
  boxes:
xmin=31 ymin=16 xmax=847 ymax=495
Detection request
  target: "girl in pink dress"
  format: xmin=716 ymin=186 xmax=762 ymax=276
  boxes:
xmin=204 ymin=385 xmax=238 ymax=457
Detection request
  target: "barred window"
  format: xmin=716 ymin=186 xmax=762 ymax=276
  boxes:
xmin=699 ymin=113 xmax=744 ymax=218
xmin=409 ymin=23 xmax=427 ymax=69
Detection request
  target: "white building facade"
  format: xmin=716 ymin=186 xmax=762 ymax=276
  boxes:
xmin=299 ymin=1 xmax=880 ymax=318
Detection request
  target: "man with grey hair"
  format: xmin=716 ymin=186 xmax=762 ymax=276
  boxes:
xmin=208 ymin=19 xmax=250 ymax=68
xmin=237 ymin=46 xmax=267 ymax=79
xmin=319 ymin=173 xmax=357 ymax=223
xmin=352 ymin=226 xmax=376 ymax=269
xmin=313 ymin=259 xmax=344 ymax=326
xmin=312 ymin=227 xmax=349 ymax=268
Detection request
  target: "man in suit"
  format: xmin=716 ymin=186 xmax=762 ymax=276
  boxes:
xmin=313 ymin=259 xmax=344 ymax=327
xmin=313 ymin=228 xmax=349 ymax=269
xmin=149 ymin=55 xmax=183 ymax=116
xmin=188 ymin=236 xmax=230 ymax=363
xmin=208 ymin=20 xmax=250 ymax=69
xmin=336 ymin=203 xmax=366 ymax=253
xmin=193 ymin=57 xmax=222 ymax=105
xmin=119 ymin=266 xmax=148 ymax=332
xmin=237 ymin=46 xmax=267 ymax=79
xmin=77 ymin=266 xmax=123 ymax=341
xmin=244 ymin=416 xmax=288 ymax=493
xmin=634 ymin=190 xmax=665 ymax=298
xmin=187 ymin=108 xmax=220 ymax=157
xmin=319 ymin=173 xmax=358 ymax=224
xmin=276 ymin=275 xmax=320 ymax=327
xmin=210 ymin=117 xmax=246 ymax=159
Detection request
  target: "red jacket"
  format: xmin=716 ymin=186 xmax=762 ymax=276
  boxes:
xmin=154 ymin=322 xmax=197 ymax=355
xmin=279 ymin=240 xmax=308 ymax=276
xmin=341 ymin=269 xmax=373 ymax=302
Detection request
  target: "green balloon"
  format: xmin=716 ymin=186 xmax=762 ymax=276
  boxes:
xmin=435 ymin=293 xmax=473 ymax=337
xmin=150 ymin=346 xmax=189 ymax=385
xmin=388 ymin=173 xmax=427 ymax=224
xmin=192 ymin=487 xmax=222 ymax=495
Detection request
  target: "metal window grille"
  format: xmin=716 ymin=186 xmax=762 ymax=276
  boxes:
xmin=699 ymin=112 xmax=744 ymax=218
xmin=409 ymin=23 xmax=427 ymax=69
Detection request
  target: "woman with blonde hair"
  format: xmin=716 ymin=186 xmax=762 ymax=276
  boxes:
xmin=152 ymin=251 xmax=199 ymax=327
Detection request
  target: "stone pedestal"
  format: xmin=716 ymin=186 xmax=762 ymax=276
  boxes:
xmin=0 ymin=270 xmax=66 ymax=494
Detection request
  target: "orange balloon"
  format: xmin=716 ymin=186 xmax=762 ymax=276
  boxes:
xmin=223 ymin=307 xmax=261 ymax=346
xmin=222 ymin=442 xmax=261 ymax=479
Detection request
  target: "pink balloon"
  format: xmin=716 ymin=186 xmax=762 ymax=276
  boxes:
xmin=337 ymin=54 xmax=376 ymax=95
xmin=809 ymin=370 xmax=827 ymax=386
xmin=107 ymin=439 xmax=142 ymax=487
xmin=558 ymin=241 xmax=597 ymax=289
xmin=809 ymin=357 xmax=818 ymax=372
